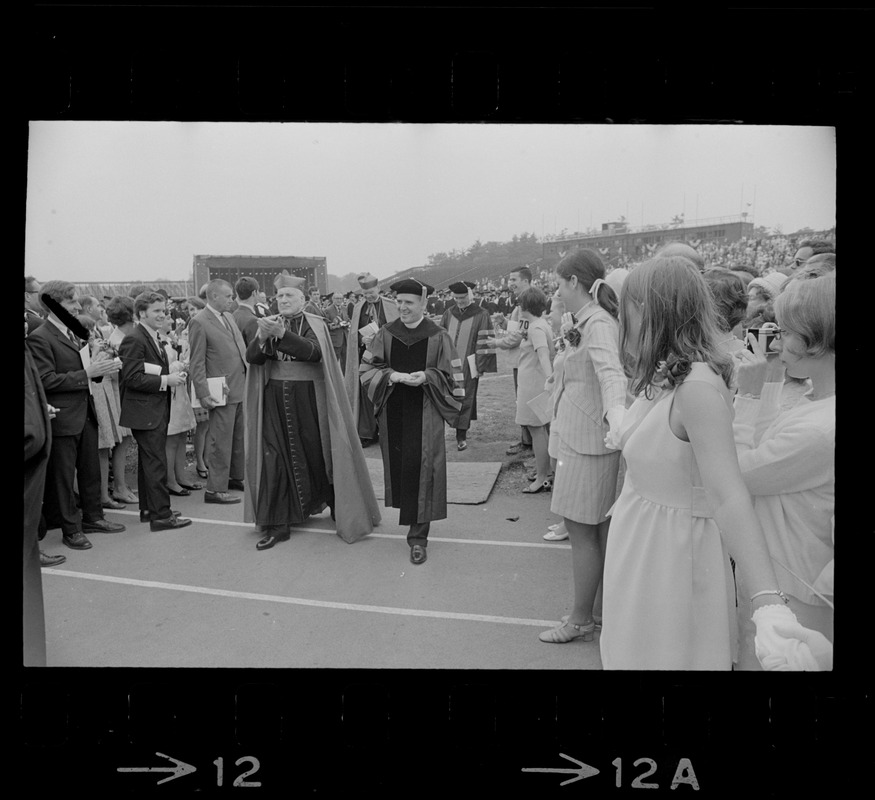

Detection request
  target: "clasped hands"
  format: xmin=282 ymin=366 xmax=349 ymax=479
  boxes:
xmin=390 ymin=370 xmax=426 ymax=386
xmin=85 ymin=353 xmax=121 ymax=379
xmin=256 ymin=316 xmax=286 ymax=340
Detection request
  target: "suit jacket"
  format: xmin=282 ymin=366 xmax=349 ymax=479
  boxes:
xmin=187 ymin=306 xmax=248 ymax=405
xmin=323 ymin=304 xmax=350 ymax=347
xmin=232 ymin=304 xmax=262 ymax=347
xmin=117 ymin=324 xmax=172 ymax=430
xmin=25 ymin=308 xmax=45 ymax=335
xmin=552 ymin=302 xmax=627 ymax=455
xmin=25 ymin=319 xmax=96 ymax=437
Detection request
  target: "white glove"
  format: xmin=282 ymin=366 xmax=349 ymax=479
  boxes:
xmin=604 ymin=405 xmax=626 ymax=450
xmin=753 ymin=604 xmax=832 ymax=671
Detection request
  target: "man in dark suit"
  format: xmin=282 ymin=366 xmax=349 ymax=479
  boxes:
xmin=232 ymin=276 xmax=266 ymax=347
xmin=26 ymin=281 xmax=126 ymax=550
xmin=24 ymin=331 xmax=51 ymax=665
xmin=118 ymin=292 xmax=193 ymax=531
xmin=25 ymin=275 xmax=45 ymax=334
xmin=188 ymin=278 xmax=248 ymax=504
xmin=323 ymin=291 xmax=350 ymax=370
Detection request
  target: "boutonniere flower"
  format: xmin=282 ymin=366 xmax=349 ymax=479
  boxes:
xmin=561 ymin=312 xmax=581 ymax=348
xmin=653 ymin=354 xmax=691 ymax=389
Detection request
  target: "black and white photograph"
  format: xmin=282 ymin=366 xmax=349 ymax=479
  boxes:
xmin=24 ymin=120 xmax=837 ymax=671
xmin=18 ymin=6 xmax=865 ymax=795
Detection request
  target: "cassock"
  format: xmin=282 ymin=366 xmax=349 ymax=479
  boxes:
xmin=243 ymin=312 xmax=380 ymax=542
xmin=439 ymin=302 xmax=497 ymax=432
xmin=359 ymin=317 xmax=464 ymax=525
xmin=343 ymin=296 xmax=399 ymax=440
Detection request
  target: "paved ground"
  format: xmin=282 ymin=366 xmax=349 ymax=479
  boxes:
xmin=40 ymin=458 xmax=602 ymax=670
xmin=39 ymin=349 xmax=605 ymax=670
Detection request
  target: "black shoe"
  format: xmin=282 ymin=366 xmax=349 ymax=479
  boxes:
xmin=140 ymin=509 xmax=181 ymax=523
xmin=150 ymin=516 xmax=193 ymax=532
xmin=81 ymin=518 xmax=126 ymax=534
xmin=227 ymin=479 xmax=245 ymax=491
xmin=256 ymin=531 xmax=290 ymax=551
xmin=167 ymin=486 xmax=191 ymax=497
xmin=40 ymin=550 xmax=67 ymax=567
xmin=410 ymin=544 xmax=427 ymax=564
xmin=204 ymin=491 xmax=241 ymax=505
xmin=62 ymin=532 xmax=93 ymax=550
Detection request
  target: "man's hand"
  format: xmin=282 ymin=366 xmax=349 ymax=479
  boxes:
xmin=200 ymin=395 xmax=219 ymax=410
xmin=86 ymin=359 xmax=121 ymax=379
xmin=166 ymin=372 xmax=187 ymax=388
xmin=402 ymin=371 xmax=427 ymax=386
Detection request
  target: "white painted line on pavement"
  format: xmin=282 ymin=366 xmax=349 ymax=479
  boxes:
xmin=110 ymin=511 xmax=571 ymax=549
xmin=42 ymin=569 xmax=561 ymax=628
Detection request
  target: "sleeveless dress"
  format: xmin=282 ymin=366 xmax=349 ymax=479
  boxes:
xmin=600 ymin=364 xmax=737 ymax=670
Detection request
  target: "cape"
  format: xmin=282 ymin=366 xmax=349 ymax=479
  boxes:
xmin=243 ymin=312 xmax=381 ymax=543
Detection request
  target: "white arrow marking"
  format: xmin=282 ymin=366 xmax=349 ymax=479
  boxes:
xmin=117 ymin=752 xmax=197 ymax=785
xmin=522 ymin=753 xmax=600 ymax=786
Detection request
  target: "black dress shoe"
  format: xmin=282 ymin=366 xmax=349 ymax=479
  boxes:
xmin=150 ymin=516 xmax=193 ymax=532
xmin=62 ymin=532 xmax=93 ymax=550
xmin=81 ymin=518 xmax=126 ymax=534
xmin=256 ymin=531 xmax=290 ymax=551
xmin=40 ymin=550 xmax=67 ymax=567
xmin=167 ymin=486 xmax=191 ymax=497
xmin=204 ymin=491 xmax=241 ymax=504
xmin=410 ymin=544 xmax=427 ymax=564
xmin=140 ymin=509 xmax=182 ymax=523
xmin=227 ymin=479 xmax=245 ymax=491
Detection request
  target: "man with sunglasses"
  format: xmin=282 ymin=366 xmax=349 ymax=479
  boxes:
xmin=790 ymin=238 xmax=834 ymax=272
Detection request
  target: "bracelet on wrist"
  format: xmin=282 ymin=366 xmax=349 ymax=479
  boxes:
xmin=750 ymin=589 xmax=789 ymax=605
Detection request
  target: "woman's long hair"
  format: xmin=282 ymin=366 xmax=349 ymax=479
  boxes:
xmin=555 ymin=249 xmax=619 ymax=319
xmin=620 ymin=257 xmax=734 ymax=398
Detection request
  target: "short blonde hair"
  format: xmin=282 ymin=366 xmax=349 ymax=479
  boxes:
xmin=774 ymin=271 xmax=835 ymax=358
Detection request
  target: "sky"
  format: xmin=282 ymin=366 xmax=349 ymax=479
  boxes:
xmin=24 ymin=122 xmax=836 ymax=284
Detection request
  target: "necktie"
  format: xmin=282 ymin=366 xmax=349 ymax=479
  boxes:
xmin=220 ymin=313 xmax=233 ymax=333
xmin=67 ymin=330 xmax=80 ymax=348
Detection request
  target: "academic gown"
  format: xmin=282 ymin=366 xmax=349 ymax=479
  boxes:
xmin=243 ymin=312 xmax=380 ymax=543
xmin=343 ymin=296 xmax=399 ymax=439
xmin=360 ymin=317 xmax=464 ymax=525
xmin=439 ymin=302 xmax=497 ymax=430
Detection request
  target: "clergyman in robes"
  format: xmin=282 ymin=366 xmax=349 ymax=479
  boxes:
xmin=439 ymin=280 xmax=497 ymax=451
xmin=243 ymin=275 xmax=380 ymax=551
xmin=359 ymin=279 xmax=464 ymax=565
xmin=344 ymin=272 xmax=399 ymax=446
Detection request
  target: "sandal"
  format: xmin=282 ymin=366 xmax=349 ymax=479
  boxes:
xmin=561 ymin=614 xmax=602 ymax=630
xmin=522 ymin=479 xmax=552 ymax=494
xmin=457 ymin=440 xmax=467 ymax=451
xmin=196 ymin=467 xmax=209 ymax=479
xmin=539 ymin=620 xmax=595 ymax=643
xmin=543 ymin=527 xmax=569 ymax=541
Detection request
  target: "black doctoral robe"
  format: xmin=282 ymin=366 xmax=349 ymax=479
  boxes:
xmin=359 ymin=318 xmax=464 ymax=525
